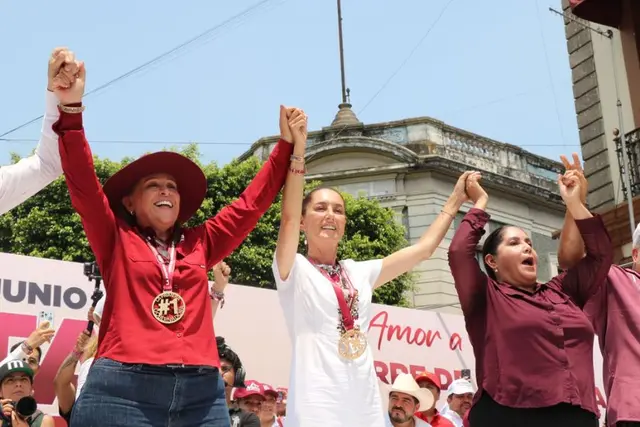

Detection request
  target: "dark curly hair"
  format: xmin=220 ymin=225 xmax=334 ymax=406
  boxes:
xmin=216 ymin=336 xmax=242 ymax=371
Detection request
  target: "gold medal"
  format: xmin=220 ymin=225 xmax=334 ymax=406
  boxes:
xmin=151 ymin=291 xmax=186 ymax=324
xmin=338 ymin=328 xmax=368 ymax=360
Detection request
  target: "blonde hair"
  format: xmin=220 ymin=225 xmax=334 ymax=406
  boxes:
xmin=83 ymin=335 xmax=98 ymax=360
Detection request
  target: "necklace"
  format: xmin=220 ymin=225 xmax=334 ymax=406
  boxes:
xmin=308 ymin=257 xmax=367 ymax=360
xmin=314 ymin=262 xmax=341 ymax=277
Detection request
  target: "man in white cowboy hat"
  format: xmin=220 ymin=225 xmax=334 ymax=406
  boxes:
xmin=384 ymin=373 xmax=435 ymax=427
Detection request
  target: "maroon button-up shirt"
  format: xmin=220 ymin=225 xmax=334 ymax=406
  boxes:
xmin=585 ymin=265 xmax=640 ymax=425
xmin=448 ymin=208 xmax=612 ymax=415
xmin=54 ymin=111 xmax=293 ymax=367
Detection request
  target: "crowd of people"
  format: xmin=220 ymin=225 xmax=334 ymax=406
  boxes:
xmin=0 ymin=46 xmax=638 ymax=427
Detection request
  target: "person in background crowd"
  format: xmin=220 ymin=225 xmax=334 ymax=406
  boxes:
xmin=53 ymin=53 xmax=304 ymax=426
xmin=414 ymin=372 xmax=454 ymax=427
xmin=1 ymin=322 xmax=53 ymax=372
xmin=75 ymin=307 xmax=101 ymax=399
xmin=448 ymin=169 xmax=612 ymax=427
xmin=0 ymin=360 xmax=54 ymax=427
xmin=384 ymin=373 xmax=434 ymax=427
xmin=217 ymin=338 xmax=259 ymax=427
xmin=273 ymin=155 xmax=474 ymax=427
xmin=0 ymin=47 xmax=77 ymax=216
xmin=275 ymin=387 xmax=287 ymax=418
xmin=557 ymin=154 xmax=640 ymax=427
xmin=54 ymin=307 xmax=99 ymax=424
xmin=234 ymin=381 xmax=265 ymax=417
xmin=259 ymin=384 xmax=283 ymax=427
xmin=211 ymin=261 xmax=231 ymax=317
xmin=440 ymin=379 xmax=475 ymax=427
xmin=229 ymin=383 xmax=261 ymax=427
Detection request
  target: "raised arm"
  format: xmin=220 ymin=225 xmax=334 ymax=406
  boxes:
xmin=53 ymin=331 xmax=90 ymax=415
xmin=200 ymin=106 xmax=295 ymax=269
xmin=210 ymin=261 xmax=231 ymax=318
xmin=52 ymin=61 xmax=117 ymax=276
xmin=374 ymin=172 xmax=471 ymax=288
xmin=0 ymin=322 xmax=55 ymax=367
xmin=555 ymin=171 xmax=612 ymax=307
xmin=557 ymin=154 xmax=589 ymax=269
xmin=274 ymin=108 xmax=307 ymax=281
xmin=447 ymin=172 xmax=490 ymax=316
xmin=0 ymin=50 xmax=73 ymax=214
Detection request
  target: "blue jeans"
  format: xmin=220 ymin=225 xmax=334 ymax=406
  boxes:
xmin=70 ymin=358 xmax=230 ymax=427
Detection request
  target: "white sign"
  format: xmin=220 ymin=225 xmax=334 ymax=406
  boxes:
xmin=0 ymin=252 xmax=607 ymax=425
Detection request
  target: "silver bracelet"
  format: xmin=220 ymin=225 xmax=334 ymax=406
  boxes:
xmin=210 ymin=288 xmax=225 ymax=308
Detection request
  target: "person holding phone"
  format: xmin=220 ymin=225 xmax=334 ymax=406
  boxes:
xmin=0 ymin=322 xmax=54 ymax=372
xmin=53 ymin=57 xmax=303 ymax=426
xmin=448 ymin=170 xmax=612 ymax=426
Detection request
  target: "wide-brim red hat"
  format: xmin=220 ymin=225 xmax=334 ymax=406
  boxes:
xmin=103 ymin=151 xmax=207 ymax=224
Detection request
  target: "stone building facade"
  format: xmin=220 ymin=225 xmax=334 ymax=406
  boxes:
xmin=561 ymin=0 xmax=640 ymax=262
xmin=239 ymin=104 xmax=566 ymax=313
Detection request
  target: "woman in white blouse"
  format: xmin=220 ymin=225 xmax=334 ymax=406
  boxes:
xmin=272 ymin=111 xmax=475 ymax=427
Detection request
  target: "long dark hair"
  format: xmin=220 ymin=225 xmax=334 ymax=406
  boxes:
xmin=481 ymin=226 xmax=507 ymax=280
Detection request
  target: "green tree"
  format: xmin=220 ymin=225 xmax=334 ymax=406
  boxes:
xmin=1 ymin=145 xmax=413 ymax=306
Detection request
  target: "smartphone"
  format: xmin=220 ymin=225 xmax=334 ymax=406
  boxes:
xmin=461 ymin=369 xmax=471 ymax=379
xmin=37 ymin=311 xmax=54 ymax=329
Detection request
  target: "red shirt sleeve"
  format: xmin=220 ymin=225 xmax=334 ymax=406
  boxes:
xmin=448 ymin=208 xmax=490 ymax=317
xmin=549 ymin=215 xmax=613 ymax=308
xmin=199 ymin=139 xmax=294 ymax=269
xmin=53 ymin=110 xmax=117 ymax=282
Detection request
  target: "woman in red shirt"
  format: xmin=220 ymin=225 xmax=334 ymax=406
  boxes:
xmin=448 ymin=171 xmax=612 ymax=427
xmin=52 ymin=62 xmax=305 ymax=426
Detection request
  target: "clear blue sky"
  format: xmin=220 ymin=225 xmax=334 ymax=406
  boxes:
xmin=1 ymin=0 xmax=579 ymax=167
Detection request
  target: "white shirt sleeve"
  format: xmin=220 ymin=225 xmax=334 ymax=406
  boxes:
xmin=0 ymin=345 xmax=28 ymax=367
xmin=272 ymin=253 xmax=303 ymax=292
xmin=354 ymin=259 xmax=383 ymax=289
xmin=93 ymin=294 xmax=106 ymax=324
xmin=0 ymin=90 xmax=62 ymax=215
xmin=75 ymin=357 xmax=94 ymax=399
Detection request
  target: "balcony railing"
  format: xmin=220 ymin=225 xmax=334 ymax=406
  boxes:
xmin=615 ymin=127 xmax=640 ymax=198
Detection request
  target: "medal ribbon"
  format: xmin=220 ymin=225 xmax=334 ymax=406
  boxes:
xmin=145 ymin=239 xmax=177 ymax=292
xmin=309 ymin=258 xmax=357 ymax=331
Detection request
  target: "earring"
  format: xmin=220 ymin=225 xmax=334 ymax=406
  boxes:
xmin=494 ymin=268 xmax=498 ymax=273
xmin=130 ymin=210 xmax=135 ymax=216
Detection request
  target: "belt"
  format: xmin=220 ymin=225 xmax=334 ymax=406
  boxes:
xmin=135 ymin=363 xmax=218 ymax=373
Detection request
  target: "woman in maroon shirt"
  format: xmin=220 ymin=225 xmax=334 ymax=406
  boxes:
xmin=448 ymin=171 xmax=612 ymax=427
xmin=52 ymin=63 xmax=305 ymax=426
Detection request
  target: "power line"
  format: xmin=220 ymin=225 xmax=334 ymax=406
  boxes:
xmin=0 ymin=0 xmax=280 ymax=139
xmin=534 ymin=0 xmax=567 ymax=146
xmin=357 ymin=0 xmax=457 ymax=115
xmin=441 ymin=86 xmax=551 ymax=116
xmin=0 ymin=138 xmax=251 ymax=146
xmin=0 ymin=137 xmax=577 ymax=148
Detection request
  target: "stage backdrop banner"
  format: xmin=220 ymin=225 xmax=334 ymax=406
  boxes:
xmin=0 ymin=252 xmax=607 ymax=426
